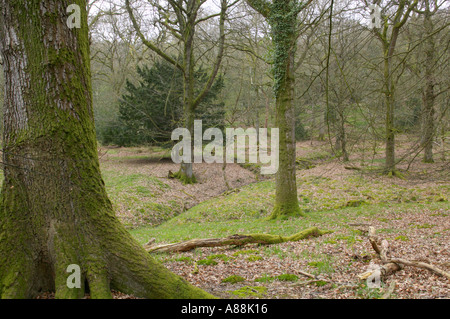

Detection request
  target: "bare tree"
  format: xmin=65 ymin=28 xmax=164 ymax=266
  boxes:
xmin=126 ymin=0 xmax=232 ymax=183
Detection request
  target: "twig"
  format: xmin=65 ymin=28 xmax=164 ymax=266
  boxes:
xmin=360 ymin=227 xmax=450 ymax=282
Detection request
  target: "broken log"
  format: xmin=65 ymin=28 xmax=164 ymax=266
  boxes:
xmin=145 ymin=227 xmax=330 ymax=253
xmin=358 ymin=226 xmax=450 ymax=282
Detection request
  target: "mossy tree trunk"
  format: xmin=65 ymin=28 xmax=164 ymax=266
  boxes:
xmin=0 ymin=0 xmax=212 ymax=299
xmin=271 ymin=5 xmax=302 ymax=219
xmin=246 ymin=0 xmax=307 ymax=218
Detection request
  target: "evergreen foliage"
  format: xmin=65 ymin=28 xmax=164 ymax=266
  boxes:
xmin=101 ymin=60 xmax=225 ymax=147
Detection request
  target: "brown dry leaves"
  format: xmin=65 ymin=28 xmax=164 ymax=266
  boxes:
xmin=162 ymin=206 xmax=449 ymax=299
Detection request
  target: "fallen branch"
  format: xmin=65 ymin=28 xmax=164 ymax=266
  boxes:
xmin=358 ymin=226 xmax=450 ymax=282
xmin=389 ymin=258 xmax=450 ymax=280
xmin=145 ymin=227 xmax=330 ymax=253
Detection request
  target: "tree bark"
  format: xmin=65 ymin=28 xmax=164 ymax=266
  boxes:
xmin=0 ymin=0 xmax=212 ymax=299
xmin=261 ymin=0 xmax=303 ymax=219
xmin=421 ymin=0 xmax=436 ymax=163
xmin=384 ymin=44 xmax=397 ymax=173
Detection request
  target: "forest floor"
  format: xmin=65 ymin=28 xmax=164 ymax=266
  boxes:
xmin=95 ymin=137 xmax=450 ymax=299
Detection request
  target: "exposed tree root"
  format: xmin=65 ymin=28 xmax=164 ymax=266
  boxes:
xmin=358 ymin=227 xmax=450 ymax=282
xmin=145 ymin=227 xmax=331 ymax=253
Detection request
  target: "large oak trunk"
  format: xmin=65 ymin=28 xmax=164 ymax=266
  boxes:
xmin=0 ymin=0 xmax=211 ymax=299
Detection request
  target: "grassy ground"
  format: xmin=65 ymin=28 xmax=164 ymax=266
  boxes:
xmin=97 ymin=140 xmax=449 ymax=299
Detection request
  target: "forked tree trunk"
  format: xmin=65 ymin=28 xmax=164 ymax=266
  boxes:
xmin=0 ymin=0 xmax=212 ymax=299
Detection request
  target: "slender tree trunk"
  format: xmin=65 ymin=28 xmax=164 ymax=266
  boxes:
xmin=384 ymin=48 xmax=396 ymax=173
xmin=337 ymin=107 xmax=349 ymax=162
xmin=178 ymin=11 xmax=197 ymax=184
xmin=0 ymin=0 xmax=212 ymax=299
xmin=421 ymin=1 xmax=436 ymax=163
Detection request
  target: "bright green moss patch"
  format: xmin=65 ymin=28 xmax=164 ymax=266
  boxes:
xmin=247 ymin=255 xmax=263 ymax=262
xmin=197 ymin=259 xmax=218 ymax=266
xmin=222 ymin=275 xmax=246 ymax=284
xmin=395 ymin=235 xmax=409 ymax=241
xmin=229 ymin=286 xmax=267 ymax=298
xmin=174 ymin=256 xmax=194 ymax=263
xmin=197 ymin=254 xmax=230 ymax=266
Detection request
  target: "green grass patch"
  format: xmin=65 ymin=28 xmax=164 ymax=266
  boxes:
xmin=276 ymin=274 xmax=299 ymax=282
xmin=232 ymin=249 xmax=259 ymax=257
xmin=247 ymin=255 xmax=263 ymax=262
xmin=197 ymin=254 xmax=230 ymax=266
xmin=395 ymin=235 xmax=409 ymax=241
xmin=254 ymin=274 xmax=275 ymax=283
xmin=130 ymin=200 xmax=449 ymax=247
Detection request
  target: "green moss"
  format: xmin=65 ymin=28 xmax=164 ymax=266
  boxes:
xmin=174 ymin=256 xmax=193 ymax=263
xmin=395 ymin=235 xmax=409 ymax=241
xmin=197 ymin=259 xmax=218 ymax=266
xmin=246 ymin=255 xmax=263 ymax=262
xmin=197 ymin=254 xmax=230 ymax=266
xmin=267 ymin=202 xmax=305 ymax=219
xmin=222 ymin=275 xmax=246 ymax=284
xmin=229 ymin=286 xmax=267 ymax=298
xmin=170 ymin=170 xmax=197 ymax=185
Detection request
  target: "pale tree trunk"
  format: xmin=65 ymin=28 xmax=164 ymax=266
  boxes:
xmin=0 ymin=0 xmax=212 ymax=299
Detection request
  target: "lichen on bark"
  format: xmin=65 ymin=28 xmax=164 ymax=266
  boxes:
xmin=0 ymin=0 xmax=213 ymax=299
